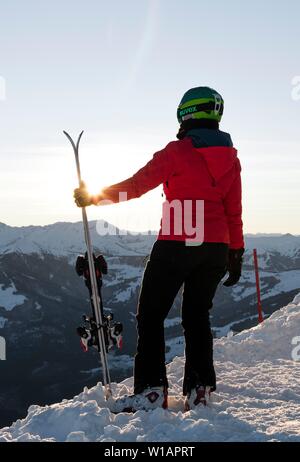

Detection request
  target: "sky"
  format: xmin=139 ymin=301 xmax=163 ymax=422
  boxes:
xmin=0 ymin=0 xmax=300 ymax=234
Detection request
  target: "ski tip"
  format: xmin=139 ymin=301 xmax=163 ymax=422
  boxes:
xmin=63 ymin=130 xmax=72 ymax=142
xmin=77 ymin=131 xmax=84 ymax=147
xmin=62 ymin=130 xmax=84 ymax=137
xmin=63 ymin=130 xmax=84 ymax=148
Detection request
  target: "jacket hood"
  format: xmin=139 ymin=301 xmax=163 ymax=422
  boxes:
xmin=195 ymin=144 xmax=239 ymax=182
xmin=186 ymin=128 xmax=233 ymax=148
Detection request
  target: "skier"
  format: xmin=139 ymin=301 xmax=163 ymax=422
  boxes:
xmin=74 ymin=87 xmax=244 ymax=412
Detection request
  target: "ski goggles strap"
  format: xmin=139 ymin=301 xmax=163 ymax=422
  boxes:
xmin=177 ymin=100 xmax=224 ymax=121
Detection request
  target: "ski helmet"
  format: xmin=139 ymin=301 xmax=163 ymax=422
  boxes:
xmin=177 ymin=87 xmax=224 ymax=124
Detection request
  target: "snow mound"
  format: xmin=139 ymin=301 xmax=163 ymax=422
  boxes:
xmin=1 ymin=294 xmax=300 ymax=442
xmin=214 ymin=292 xmax=300 ymax=363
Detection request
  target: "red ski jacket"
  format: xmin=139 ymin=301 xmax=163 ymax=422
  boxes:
xmin=101 ymin=138 xmax=244 ymax=249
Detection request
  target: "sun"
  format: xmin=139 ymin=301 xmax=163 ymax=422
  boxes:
xmin=84 ymin=176 xmax=104 ymax=197
xmin=79 ymin=158 xmax=108 ymax=196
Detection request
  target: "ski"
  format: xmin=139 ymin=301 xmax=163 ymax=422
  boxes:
xmin=63 ymin=130 xmax=112 ymax=399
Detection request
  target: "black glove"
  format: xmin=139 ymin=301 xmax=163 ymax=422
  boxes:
xmin=223 ymin=248 xmax=244 ymax=287
xmin=74 ymin=181 xmax=94 ymax=208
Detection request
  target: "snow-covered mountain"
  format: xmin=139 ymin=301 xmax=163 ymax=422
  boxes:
xmin=1 ymin=293 xmax=300 ymax=442
xmin=1 ymin=221 xmax=300 ymax=261
xmin=0 ymin=221 xmax=156 ymax=258
xmin=0 ymin=221 xmax=299 ymax=429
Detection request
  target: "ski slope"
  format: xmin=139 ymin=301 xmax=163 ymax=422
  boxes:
xmin=1 ymin=293 xmax=300 ymax=442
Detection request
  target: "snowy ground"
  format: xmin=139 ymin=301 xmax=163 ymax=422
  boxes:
xmin=1 ymin=293 xmax=300 ymax=442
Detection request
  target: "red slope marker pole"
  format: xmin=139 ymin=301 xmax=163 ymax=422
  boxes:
xmin=253 ymin=248 xmax=264 ymax=323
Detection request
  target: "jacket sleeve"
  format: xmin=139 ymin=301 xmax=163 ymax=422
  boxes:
xmin=101 ymin=142 xmax=176 ymax=203
xmin=223 ymin=159 xmax=244 ymax=249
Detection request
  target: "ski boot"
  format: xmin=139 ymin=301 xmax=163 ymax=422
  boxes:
xmin=77 ymin=314 xmax=123 ymax=352
xmin=112 ymin=386 xmax=168 ymax=413
xmin=77 ymin=316 xmax=98 ymax=352
xmin=184 ymin=385 xmax=213 ymax=411
xmin=107 ymin=318 xmax=123 ymax=349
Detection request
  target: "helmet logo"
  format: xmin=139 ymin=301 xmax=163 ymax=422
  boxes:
xmin=179 ymin=106 xmax=198 ymax=120
xmin=213 ymin=93 xmax=222 ymax=115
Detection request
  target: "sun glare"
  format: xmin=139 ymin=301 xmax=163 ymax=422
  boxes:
xmin=85 ymin=177 xmax=104 ymax=197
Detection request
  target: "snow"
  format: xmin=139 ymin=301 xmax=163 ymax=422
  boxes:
xmin=232 ymin=269 xmax=300 ymax=302
xmin=292 ymin=293 xmax=300 ymax=304
xmin=0 ymin=316 xmax=8 ymax=328
xmin=0 ymin=221 xmax=156 ymax=259
xmin=244 ymin=233 xmax=300 ymax=257
xmin=262 ymin=269 xmax=300 ymax=298
xmin=106 ymin=264 xmax=143 ymax=302
xmin=212 ymin=313 xmax=259 ymax=338
xmin=165 ymin=336 xmax=184 ymax=361
xmin=113 ymin=283 xmax=139 ymax=303
xmin=0 ymin=283 xmax=27 ymax=311
xmin=164 ymin=317 xmax=181 ymax=328
xmin=0 ymin=221 xmax=299 ymax=262
xmin=1 ymin=294 xmax=300 ymax=442
xmin=80 ymin=355 xmax=133 ymax=376
xmin=214 ymin=297 xmax=300 ymax=364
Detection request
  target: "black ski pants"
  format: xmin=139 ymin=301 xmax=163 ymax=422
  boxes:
xmin=134 ymin=240 xmax=228 ymax=395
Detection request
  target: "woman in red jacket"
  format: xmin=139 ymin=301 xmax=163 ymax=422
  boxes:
xmin=74 ymin=86 xmax=244 ymax=412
